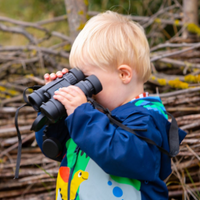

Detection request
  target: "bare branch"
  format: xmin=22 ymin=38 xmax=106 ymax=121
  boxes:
xmin=37 ymin=15 xmax=68 ymax=25
xmin=151 ymin=42 xmax=200 ymax=52
xmin=151 ymin=43 xmax=200 ymax=62
xmin=0 ymin=23 xmax=36 ymax=44
xmin=142 ymin=4 xmax=181 ymax=28
xmin=0 ymin=46 xmax=69 ymax=58
xmin=51 ymin=31 xmax=73 ymax=43
xmin=157 ymin=58 xmax=200 ymax=69
xmin=0 ymin=16 xmax=49 ymax=34
xmin=151 ymin=86 xmax=200 ymax=98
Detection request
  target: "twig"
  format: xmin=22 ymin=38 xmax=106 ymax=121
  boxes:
xmin=0 ymin=132 xmax=34 ymax=157
xmin=0 ymin=46 xmax=69 ymax=58
xmin=37 ymin=15 xmax=67 ymax=25
xmin=0 ymin=23 xmax=36 ymax=44
xmin=0 ymin=16 xmax=48 ymax=32
xmin=157 ymin=58 xmax=200 ymax=70
xmin=142 ymin=4 xmax=180 ymax=28
xmin=151 ymin=43 xmax=200 ymax=62
xmin=51 ymin=31 xmax=73 ymax=43
xmin=167 ymin=107 xmax=200 ymax=112
xmin=151 ymin=86 xmax=200 ymax=97
xmin=151 ymin=42 xmax=200 ymax=52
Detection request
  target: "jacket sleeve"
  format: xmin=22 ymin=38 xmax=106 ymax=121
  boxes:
xmin=65 ymin=103 xmax=163 ymax=181
xmin=35 ymin=115 xmax=70 ymax=162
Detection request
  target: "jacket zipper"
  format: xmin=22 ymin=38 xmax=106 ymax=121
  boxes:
xmin=68 ymin=146 xmax=80 ymax=200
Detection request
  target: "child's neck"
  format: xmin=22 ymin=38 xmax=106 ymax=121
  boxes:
xmin=120 ymin=81 xmax=145 ymax=106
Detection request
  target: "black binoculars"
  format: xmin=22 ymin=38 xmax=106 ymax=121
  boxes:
xmin=29 ymin=68 xmax=102 ymax=132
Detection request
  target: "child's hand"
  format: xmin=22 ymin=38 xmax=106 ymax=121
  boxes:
xmin=53 ymin=86 xmax=87 ymax=116
xmin=44 ymin=68 xmax=68 ymax=85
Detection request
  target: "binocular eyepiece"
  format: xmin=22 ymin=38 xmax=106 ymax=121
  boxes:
xmin=29 ymin=68 xmax=102 ymax=131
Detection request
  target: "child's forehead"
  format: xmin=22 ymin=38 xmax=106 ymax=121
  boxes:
xmin=77 ymin=63 xmax=92 ymax=74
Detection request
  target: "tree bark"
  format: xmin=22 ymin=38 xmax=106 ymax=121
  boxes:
xmin=182 ymin=0 xmax=199 ymax=40
xmin=64 ymin=0 xmax=88 ymax=42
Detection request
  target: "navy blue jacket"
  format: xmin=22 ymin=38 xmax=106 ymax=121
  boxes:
xmin=35 ymin=96 xmax=186 ymax=200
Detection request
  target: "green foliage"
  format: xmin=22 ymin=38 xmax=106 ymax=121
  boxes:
xmin=0 ymin=0 xmax=69 ymax=46
xmin=88 ymin=0 xmax=164 ymax=15
xmin=0 ymin=0 xmax=65 ymax=21
xmin=0 ymin=0 xmax=199 ymax=47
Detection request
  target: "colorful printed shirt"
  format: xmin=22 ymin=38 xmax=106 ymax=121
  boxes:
xmin=35 ymin=96 xmax=186 ymax=200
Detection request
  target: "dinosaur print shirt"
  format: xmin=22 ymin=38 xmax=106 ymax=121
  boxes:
xmin=35 ymin=96 xmax=186 ymax=200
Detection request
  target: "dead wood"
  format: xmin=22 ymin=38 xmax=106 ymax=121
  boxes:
xmin=0 ymin=3 xmax=200 ymax=199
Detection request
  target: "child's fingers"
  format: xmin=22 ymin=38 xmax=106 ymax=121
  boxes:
xmin=44 ymin=69 xmax=69 ymax=85
xmin=44 ymin=73 xmax=57 ymax=85
xmin=44 ymin=73 xmax=50 ymax=80
xmin=56 ymin=71 xmax=63 ymax=78
xmin=44 ymin=73 xmax=51 ymax=84
xmin=50 ymin=73 xmax=57 ymax=80
xmin=59 ymin=86 xmax=84 ymax=97
xmin=54 ymin=87 xmax=76 ymax=101
xmin=53 ymin=93 xmax=70 ymax=106
xmin=62 ymin=68 xmax=69 ymax=74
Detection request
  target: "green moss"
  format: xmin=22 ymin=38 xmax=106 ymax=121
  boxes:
xmin=174 ymin=19 xmax=180 ymax=26
xmin=166 ymin=63 xmax=172 ymax=68
xmin=7 ymin=89 xmax=19 ymax=96
xmin=78 ymin=10 xmax=84 ymax=15
xmin=157 ymin=78 xmax=167 ymax=86
xmin=84 ymin=0 xmax=89 ymax=6
xmin=5 ymin=95 xmax=11 ymax=99
xmin=0 ymin=93 xmax=6 ymax=98
xmin=154 ymin=18 xmax=161 ymax=24
xmin=63 ymin=44 xmax=71 ymax=51
xmin=0 ymin=86 xmax=6 ymax=92
xmin=77 ymin=22 xmax=86 ymax=31
xmin=168 ymin=79 xmax=189 ymax=89
xmin=186 ymin=23 xmax=200 ymax=36
xmin=184 ymin=74 xmax=200 ymax=83
xmin=151 ymin=76 xmax=156 ymax=80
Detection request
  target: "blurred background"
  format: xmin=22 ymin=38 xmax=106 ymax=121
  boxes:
xmin=0 ymin=0 xmax=200 ymax=199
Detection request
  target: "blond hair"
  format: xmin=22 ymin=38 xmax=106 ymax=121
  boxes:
xmin=69 ymin=11 xmax=151 ymax=83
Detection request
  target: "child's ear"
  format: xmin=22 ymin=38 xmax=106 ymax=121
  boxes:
xmin=118 ymin=65 xmax=132 ymax=84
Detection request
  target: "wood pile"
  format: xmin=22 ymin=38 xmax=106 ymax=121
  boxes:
xmin=0 ymin=7 xmax=200 ymax=200
xmin=0 ymin=47 xmax=200 ymax=200
xmin=0 ymin=80 xmax=58 ymax=199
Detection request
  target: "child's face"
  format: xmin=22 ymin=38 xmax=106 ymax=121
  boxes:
xmin=78 ymin=63 xmax=124 ymax=111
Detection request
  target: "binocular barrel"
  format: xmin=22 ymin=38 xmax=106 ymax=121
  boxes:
xmin=28 ymin=68 xmax=85 ymax=111
xmin=29 ymin=69 xmax=102 ymax=132
xmin=40 ymin=75 xmax=102 ymax=123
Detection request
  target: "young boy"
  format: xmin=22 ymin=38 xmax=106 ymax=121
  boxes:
xmin=36 ymin=11 xmax=186 ymax=200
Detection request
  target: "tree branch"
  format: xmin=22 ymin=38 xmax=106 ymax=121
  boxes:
xmin=0 ymin=46 xmax=69 ymax=58
xmin=151 ymin=43 xmax=200 ymax=62
xmin=0 ymin=23 xmax=36 ymax=44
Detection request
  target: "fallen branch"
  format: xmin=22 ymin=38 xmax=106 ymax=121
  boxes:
xmin=0 ymin=23 xmax=36 ymax=44
xmin=152 ymin=86 xmax=200 ymax=97
xmin=151 ymin=43 xmax=200 ymax=62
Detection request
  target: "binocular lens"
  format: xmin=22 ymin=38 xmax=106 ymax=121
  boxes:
xmin=28 ymin=93 xmax=45 ymax=111
xmin=40 ymin=98 xmax=65 ymax=123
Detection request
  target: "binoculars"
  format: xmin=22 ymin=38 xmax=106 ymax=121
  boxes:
xmin=29 ymin=68 xmax=102 ymax=132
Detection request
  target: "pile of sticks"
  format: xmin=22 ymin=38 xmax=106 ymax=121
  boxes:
xmin=161 ymin=90 xmax=200 ymax=199
xmin=0 ymin=3 xmax=200 ymax=199
xmin=0 ymin=59 xmax=200 ymax=200
xmin=0 ymin=93 xmax=58 ymax=199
